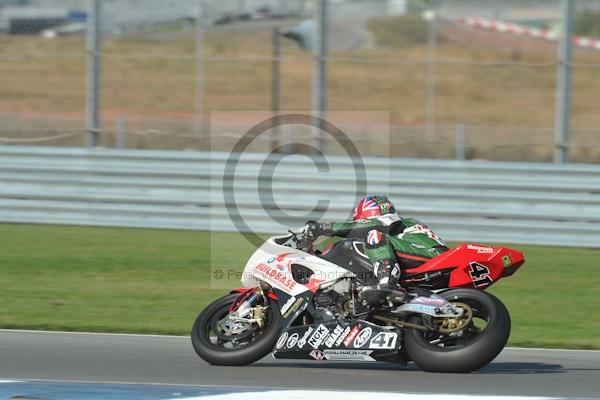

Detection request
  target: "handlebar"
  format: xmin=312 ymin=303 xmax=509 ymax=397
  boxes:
xmin=288 ymin=228 xmax=314 ymax=252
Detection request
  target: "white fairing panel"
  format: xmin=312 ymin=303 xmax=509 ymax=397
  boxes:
xmin=241 ymin=234 xmax=354 ymax=296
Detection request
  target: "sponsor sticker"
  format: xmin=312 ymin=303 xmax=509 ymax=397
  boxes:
xmin=286 ymin=333 xmax=299 ymax=349
xmin=276 ymin=332 xmax=288 ymax=349
xmin=353 ymin=327 xmax=373 ymax=348
xmin=411 ymin=296 xmax=447 ymax=306
xmin=323 ymin=349 xmax=375 ymax=361
xmin=324 ymin=325 xmax=346 ymax=348
xmin=405 ymin=304 xmax=437 ymax=314
xmin=307 ymin=324 xmax=330 ymax=349
xmin=254 ymin=262 xmax=296 ymax=291
xmin=280 ymin=296 xmax=297 ymax=315
xmin=467 ymin=244 xmax=494 ymax=254
xmin=281 ymin=297 xmax=304 ymax=318
xmin=502 ymin=254 xmax=512 ymax=267
xmin=297 ymin=327 xmax=313 ymax=349
xmin=334 ymin=326 xmax=351 ymax=347
xmin=309 ymin=349 xmax=325 ymax=360
xmin=343 ymin=325 xmax=360 ymax=348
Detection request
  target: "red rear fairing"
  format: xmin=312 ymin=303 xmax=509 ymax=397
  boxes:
xmin=402 ymin=244 xmax=524 ymax=289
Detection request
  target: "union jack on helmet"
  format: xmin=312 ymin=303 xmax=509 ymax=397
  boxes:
xmin=353 ymin=195 xmax=396 ymax=221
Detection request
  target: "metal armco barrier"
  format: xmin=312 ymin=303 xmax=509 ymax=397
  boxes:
xmin=1 ymin=146 xmax=600 ymax=248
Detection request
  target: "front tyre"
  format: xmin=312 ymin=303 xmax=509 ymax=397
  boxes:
xmin=405 ymin=289 xmax=510 ymax=373
xmin=191 ymin=293 xmax=281 ymax=366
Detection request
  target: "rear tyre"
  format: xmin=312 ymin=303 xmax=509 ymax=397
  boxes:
xmin=191 ymin=293 xmax=281 ymax=366
xmin=404 ymin=289 xmax=510 ymax=373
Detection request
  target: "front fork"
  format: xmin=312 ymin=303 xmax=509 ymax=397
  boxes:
xmin=229 ymin=288 xmax=269 ymax=329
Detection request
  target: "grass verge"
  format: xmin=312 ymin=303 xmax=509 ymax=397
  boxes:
xmin=1 ymin=223 xmax=598 ymax=349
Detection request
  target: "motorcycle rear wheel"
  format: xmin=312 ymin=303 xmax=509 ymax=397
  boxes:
xmin=191 ymin=293 xmax=281 ymax=366
xmin=404 ymin=289 xmax=510 ymax=373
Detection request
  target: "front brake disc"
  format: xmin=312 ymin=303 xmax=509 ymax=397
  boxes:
xmin=211 ymin=313 xmax=257 ymax=342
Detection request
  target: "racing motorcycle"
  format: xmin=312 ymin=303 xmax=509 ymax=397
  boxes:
xmin=191 ymin=228 xmax=524 ymax=373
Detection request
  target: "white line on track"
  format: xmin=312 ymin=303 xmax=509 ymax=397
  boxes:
xmin=0 ymin=379 xmax=566 ymax=400
xmin=0 ymin=378 xmax=279 ymax=390
xmin=2 ymin=329 xmax=599 ymax=353
xmin=173 ymin=391 xmax=561 ymax=400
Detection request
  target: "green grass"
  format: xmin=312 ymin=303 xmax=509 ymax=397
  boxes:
xmin=1 ymin=223 xmax=599 ymax=349
xmin=0 ymin=224 xmax=253 ymax=334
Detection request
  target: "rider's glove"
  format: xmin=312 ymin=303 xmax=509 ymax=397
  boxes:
xmin=304 ymin=221 xmax=322 ymax=241
xmin=304 ymin=221 xmax=334 ymax=241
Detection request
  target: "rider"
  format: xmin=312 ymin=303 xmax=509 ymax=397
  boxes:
xmin=305 ymin=195 xmax=448 ymax=296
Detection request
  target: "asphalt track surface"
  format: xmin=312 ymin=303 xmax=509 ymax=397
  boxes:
xmin=0 ymin=330 xmax=599 ymax=399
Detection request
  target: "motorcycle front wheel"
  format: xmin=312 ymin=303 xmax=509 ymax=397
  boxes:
xmin=404 ymin=288 xmax=511 ymax=373
xmin=191 ymin=293 xmax=281 ymax=366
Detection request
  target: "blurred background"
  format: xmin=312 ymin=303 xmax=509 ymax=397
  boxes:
xmin=1 ymin=0 xmax=600 ymax=162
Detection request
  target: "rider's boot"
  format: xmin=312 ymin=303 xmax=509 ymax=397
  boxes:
xmin=359 ymin=259 xmax=407 ymax=306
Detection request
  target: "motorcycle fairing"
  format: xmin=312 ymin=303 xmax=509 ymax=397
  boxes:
xmin=270 ymin=287 xmax=313 ymax=327
xmin=273 ymin=320 xmax=402 ymax=362
xmin=403 ymin=243 xmax=525 ymax=289
xmin=241 ymin=234 xmax=355 ymax=296
xmin=317 ymin=239 xmax=378 ymax=285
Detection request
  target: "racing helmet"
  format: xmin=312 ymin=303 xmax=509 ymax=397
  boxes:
xmin=353 ymin=195 xmax=396 ymax=221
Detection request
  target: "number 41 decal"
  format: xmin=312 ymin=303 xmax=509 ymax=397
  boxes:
xmin=468 ymin=262 xmax=494 ymax=288
xmin=369 ymin=332 xmax=398 ymax=349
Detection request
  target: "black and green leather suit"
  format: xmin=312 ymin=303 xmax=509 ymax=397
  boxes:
xmin=309 ymin=215 xmax=448 ymax=287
